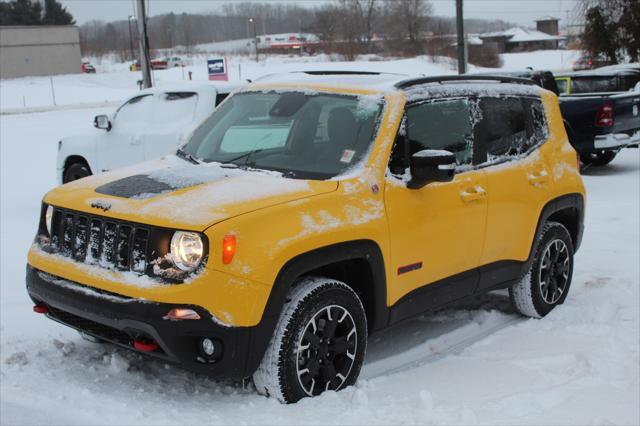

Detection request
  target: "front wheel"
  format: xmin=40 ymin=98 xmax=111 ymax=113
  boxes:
xmin=253 ymin=277 xmax=367 ymax=403
xmin=63 ymin=162 xmax=91 ymax=183
xmin=510 ymin=221 xmax=574 ymax=318
xmin=580 ymin=150 xmax=617 ymax=166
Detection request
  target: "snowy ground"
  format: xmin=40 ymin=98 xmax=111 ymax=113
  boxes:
xmin=500 ymin=49 xmax=581 ymax=72
xmin=0 ymin=54 xmax=462 ymax=111
xmin=0 ymin=50 xmax=580 ymax=112
xmin=1 ymin=95 xmax=639 ymax=423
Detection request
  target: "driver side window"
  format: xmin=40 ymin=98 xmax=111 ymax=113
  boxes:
xmin=114 ymin=95 xmax=153 ymax=126
xmin=405 ymin=99 xmax=475 ymax=166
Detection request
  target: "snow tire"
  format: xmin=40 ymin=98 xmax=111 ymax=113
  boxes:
xmin=510 ymin=221 xmax=574 ymax=318
xmin=252 ymin=276 xmax=367 ymax=403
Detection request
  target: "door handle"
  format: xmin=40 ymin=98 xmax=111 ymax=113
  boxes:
xmin=528 ymin=170 xmax=549 ymax=185
xmin=460 ymin=186 xmax=486 ymax=202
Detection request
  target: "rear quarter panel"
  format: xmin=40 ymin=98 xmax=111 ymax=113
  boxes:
xmin=541 ymin=90 xmax=586 ymax=211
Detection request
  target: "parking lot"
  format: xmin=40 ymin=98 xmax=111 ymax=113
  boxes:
xmin=1 ymin=104 xmax=638 ymax=424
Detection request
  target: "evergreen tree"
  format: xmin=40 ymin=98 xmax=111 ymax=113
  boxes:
xmin=42 ymin=0 xmax=75 ymax=25
xmin=0 ymin=2 xmax=11 ymax=25
xmin=0 ymin=0 xmax=75 ymax=25
xmin=5 ymin=0 xmax=43 ymax=25
xmin=582 ymin=6 xmax=618 ymax=63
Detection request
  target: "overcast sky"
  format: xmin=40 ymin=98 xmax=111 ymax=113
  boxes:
xmin=59 ymin=0 xmax=582 ymax=27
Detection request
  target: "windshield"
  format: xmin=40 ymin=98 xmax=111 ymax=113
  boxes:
xmin=180 ymin=91 xmax=383 ymax=179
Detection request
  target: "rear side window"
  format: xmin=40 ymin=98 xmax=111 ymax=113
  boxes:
xmin=527 ymin=99 xmax=549 ymax=143
xmin=556 ymin=78 xmax=569 ymax=95
xmin=477 ymin=97 xmax=527 ymax=162
xmin=571 ymin=77 xmax=616 ymax=93
xmin=405 ymin=99 xmax=475 ymax=166
xmin=620 ymin=74 xmax=640 ymax=91
xmin=475 ymin=97 xmax=548 ymax=165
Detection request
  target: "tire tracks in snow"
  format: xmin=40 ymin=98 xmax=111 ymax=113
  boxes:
xmin=361 ymin=314 xmax=524 ymax=380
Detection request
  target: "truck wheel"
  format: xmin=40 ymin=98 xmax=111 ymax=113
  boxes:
xmin=580 ymin=150 xmax=617 ymax=166
xmin=510 ymin=221 xmax=574 ymax=318
xmin=253 ymin=277 xmax=367 ymax=403
xmin=63 ymin=162 xmax=91 ymax=183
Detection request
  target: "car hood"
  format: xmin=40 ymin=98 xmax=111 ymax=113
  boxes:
xmin=44 ymin=155 xmax=338 ymax=231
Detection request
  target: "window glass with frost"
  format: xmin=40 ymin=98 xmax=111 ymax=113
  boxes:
xmin=477 ymin=97 xmax=527 ymax=162
xmin=114 ymin=95 xmax=153 ymax=126
xmin=475 ymin=97 xmax=548 ymax=165
xmin=405 ymin=99 xmax=475 ymax=166
xmin=181 ymin=91 xmax=383 ymax=180
xmin=149 ymin=92 xmax=198 ymax=125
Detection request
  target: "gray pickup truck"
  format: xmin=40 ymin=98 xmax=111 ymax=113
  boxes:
xmin=556 ymin=67 xmax=640 ymax=166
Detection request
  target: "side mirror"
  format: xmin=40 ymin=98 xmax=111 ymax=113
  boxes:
xmin=407 ymin=149 xmax=457 ymax=189
xmin=94 ymin=115 xmax=111 ymax=131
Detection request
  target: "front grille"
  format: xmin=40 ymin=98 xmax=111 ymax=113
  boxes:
xmin=50 ymin=208 xmax=151 ymax=273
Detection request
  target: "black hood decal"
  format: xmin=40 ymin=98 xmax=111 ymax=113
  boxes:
xmin=95 ymin=174 xmax=183 ymax=199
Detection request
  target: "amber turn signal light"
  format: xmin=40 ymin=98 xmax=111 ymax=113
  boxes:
xmin=222 ymin=234 xmax=236 ymax=264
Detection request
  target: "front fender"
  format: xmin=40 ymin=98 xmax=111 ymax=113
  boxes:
xmin=202 ymin=176 xmax=390 ymax=290
xmin=57 ymin=134 xmax=99 ymax=184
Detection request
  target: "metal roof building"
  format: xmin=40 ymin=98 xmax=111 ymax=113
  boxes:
xmin=0 ymin=25 xmax=81 ymax=79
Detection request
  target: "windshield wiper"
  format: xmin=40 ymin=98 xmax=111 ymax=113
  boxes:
xmin=221 ymin=149 xmax=263 ymax=166
xmin=176 ymin=147 xmax=200 ymax=164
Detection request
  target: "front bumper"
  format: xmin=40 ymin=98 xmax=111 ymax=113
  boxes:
xmin=26 ymin=265 xmax=256 ymax=378
xmin=593 ymin=133 xmax=635 ymax=150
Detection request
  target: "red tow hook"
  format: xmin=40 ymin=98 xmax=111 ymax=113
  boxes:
xmin=133 ymin=339 xmax=159 ymax=352
xmin=33 ymin=304 xmax=49 ymax=314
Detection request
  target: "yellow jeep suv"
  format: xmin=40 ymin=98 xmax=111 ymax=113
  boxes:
xmin=27 ymin=73 xmax=586 ymax=403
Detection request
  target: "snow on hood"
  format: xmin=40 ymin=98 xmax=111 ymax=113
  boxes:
xmin=45 ymin=155 xmax=338 ymax=230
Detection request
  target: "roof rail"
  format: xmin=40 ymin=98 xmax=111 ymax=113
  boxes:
xmin=395 ymin=75 xmax=538 ymax=89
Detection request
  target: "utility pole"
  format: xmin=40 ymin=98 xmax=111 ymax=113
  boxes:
xmin=135 ymin=0 xmax=152 ymax=88
xmin=127 ymin=15 xmax=136 ymax=62
xmin=249 ymin=17 xmax=259 ymax=62
xmin=455 ymin=0 xmax=467 ymax=75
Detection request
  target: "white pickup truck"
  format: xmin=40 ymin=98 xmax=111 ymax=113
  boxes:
xmin=57 ymin=83 xmax=240 ymax=183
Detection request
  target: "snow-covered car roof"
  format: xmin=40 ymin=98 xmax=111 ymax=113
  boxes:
xmin=137 ymin=82 xmax=242 ymax=96
xmin=248 ymin=71 xmax=544 ymax=98
xmin=252 ymin=71 xmax=412 ymax=92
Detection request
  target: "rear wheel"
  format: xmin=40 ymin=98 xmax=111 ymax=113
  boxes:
xmin=63 ymin=161 xmax=91 ymax=183
xmin=580 ymin=150 xmax=617 ymax=166
xmin=253 ymin=277 xmax=367 ymax=403
xmin=510 ymin=221 xmax=574 ymax=318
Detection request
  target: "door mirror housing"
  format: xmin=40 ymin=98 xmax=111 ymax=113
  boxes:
xmin=407 ymin=149 xmax=457 ymax=189
xmin=94 ymin=115 xmax=112 ymax=131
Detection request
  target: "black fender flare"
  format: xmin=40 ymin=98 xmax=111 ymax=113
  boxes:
xmin=243 ymin=239 xmax=387 ymax=376
xmin=524 ymin=193 xmax=585 ymax=272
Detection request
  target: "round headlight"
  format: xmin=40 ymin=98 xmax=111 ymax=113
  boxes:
xmin=170 ymin=231 xmax=204 ymax=271
xmin=45 ymin=205 xmax=54 ymax=236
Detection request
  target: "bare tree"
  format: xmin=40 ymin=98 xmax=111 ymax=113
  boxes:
xmin=354 ymin=0 xmax=378 ymax=52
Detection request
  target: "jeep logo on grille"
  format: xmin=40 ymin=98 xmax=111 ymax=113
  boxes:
xmin=90 ymin=201 xmax=112 ymax=212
